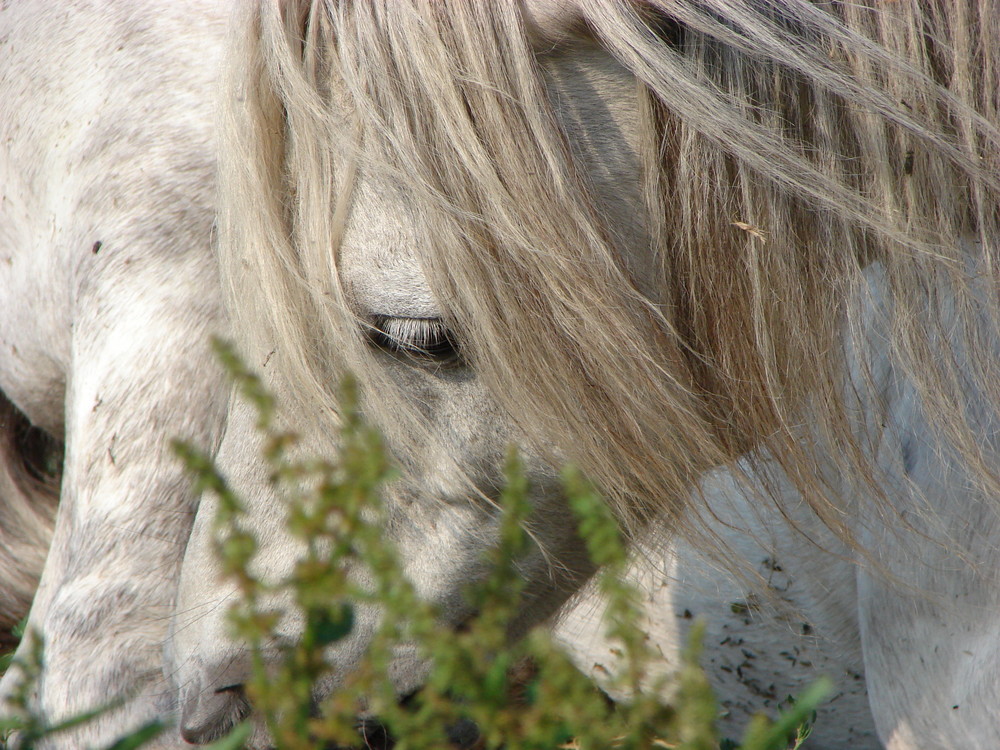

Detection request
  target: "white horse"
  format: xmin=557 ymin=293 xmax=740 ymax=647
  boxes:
xmin=2 ymin=1 xmax=999 ymax=748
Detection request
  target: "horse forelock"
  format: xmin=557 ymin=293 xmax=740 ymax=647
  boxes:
xmin=218 ymin=0 xmax=1000 ymax=546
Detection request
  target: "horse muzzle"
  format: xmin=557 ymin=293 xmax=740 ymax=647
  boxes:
xmin=177 ymin=678 xmax=483 ymax=750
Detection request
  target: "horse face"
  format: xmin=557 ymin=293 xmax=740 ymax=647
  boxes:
xmin=170 ymin=36 xmax=650 ymax=747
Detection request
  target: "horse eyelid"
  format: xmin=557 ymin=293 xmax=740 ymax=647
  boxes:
xmin=364 ymin=315 xmax=462 ymax=364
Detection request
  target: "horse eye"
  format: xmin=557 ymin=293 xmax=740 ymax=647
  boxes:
xmin=365 ymin=315 xmax=462 ymax=365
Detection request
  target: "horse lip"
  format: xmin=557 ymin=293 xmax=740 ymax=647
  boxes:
xmin=183 ymin=610 xmax=484 ymax=747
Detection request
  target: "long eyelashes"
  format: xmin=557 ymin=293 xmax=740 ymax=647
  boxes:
xmin=365 ymin=315 xmax=462 ymax=365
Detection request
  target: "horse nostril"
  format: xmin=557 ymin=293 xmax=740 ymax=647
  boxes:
xmin=180 ymin=682 xmax=250 ymax=746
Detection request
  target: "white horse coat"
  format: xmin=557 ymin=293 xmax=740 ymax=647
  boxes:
xmin=1 ymin=2 xmax=999 ymax=749
xmin=0 ymin=0 xmax=230 ymax=742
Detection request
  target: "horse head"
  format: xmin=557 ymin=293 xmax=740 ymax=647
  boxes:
xmin=170 ymin=2 xmax=661 ymax=742
xmin=166 ymin=0 xmax=1000 ymax=745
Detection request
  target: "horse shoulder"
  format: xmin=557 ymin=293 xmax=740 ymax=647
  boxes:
xmin=856 ymin=331 xmax=1000 ymax=747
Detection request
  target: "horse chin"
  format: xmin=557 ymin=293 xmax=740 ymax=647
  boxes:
xmin=190 ymin=684 xmax=483 ymax=750
xmin=346 ymin=699 xmax=483 ymax=750
xmin=246 ymin=719 xmax=481 ymax=750
xmin=178 ymin=645 xmax=457 ymax=749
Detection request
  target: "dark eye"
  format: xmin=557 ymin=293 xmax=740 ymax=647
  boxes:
xmin=365 ymin=315 xmax=462 ymax=365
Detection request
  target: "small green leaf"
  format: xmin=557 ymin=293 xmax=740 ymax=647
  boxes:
xmin=201 ymin=721 xmax=252 ymax=750
xmin=313 ymin=604 xmax=355 ymax=646
xmin=44 ymin=697 xmax=126 ymax=737
xmin=0 ymin=716 xmax=27 ymax=733
xmin=102 ymin=720 xmax=167 ymax=750
xmin=738 ymin=677 xmax=831 ymax=750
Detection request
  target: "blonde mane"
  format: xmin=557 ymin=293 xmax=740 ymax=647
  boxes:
xmin=218 ymin=0 xmax=1000 ymax=543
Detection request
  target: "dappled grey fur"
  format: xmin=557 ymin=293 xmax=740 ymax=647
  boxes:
xmin=2 ymin=2 xmax=1000 ymax=748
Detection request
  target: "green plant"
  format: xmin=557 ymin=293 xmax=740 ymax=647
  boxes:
xmin=171 ymin=340 xmax=830 ymax=749
xmin=2 ymin=342 xmax=830 ymax=749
